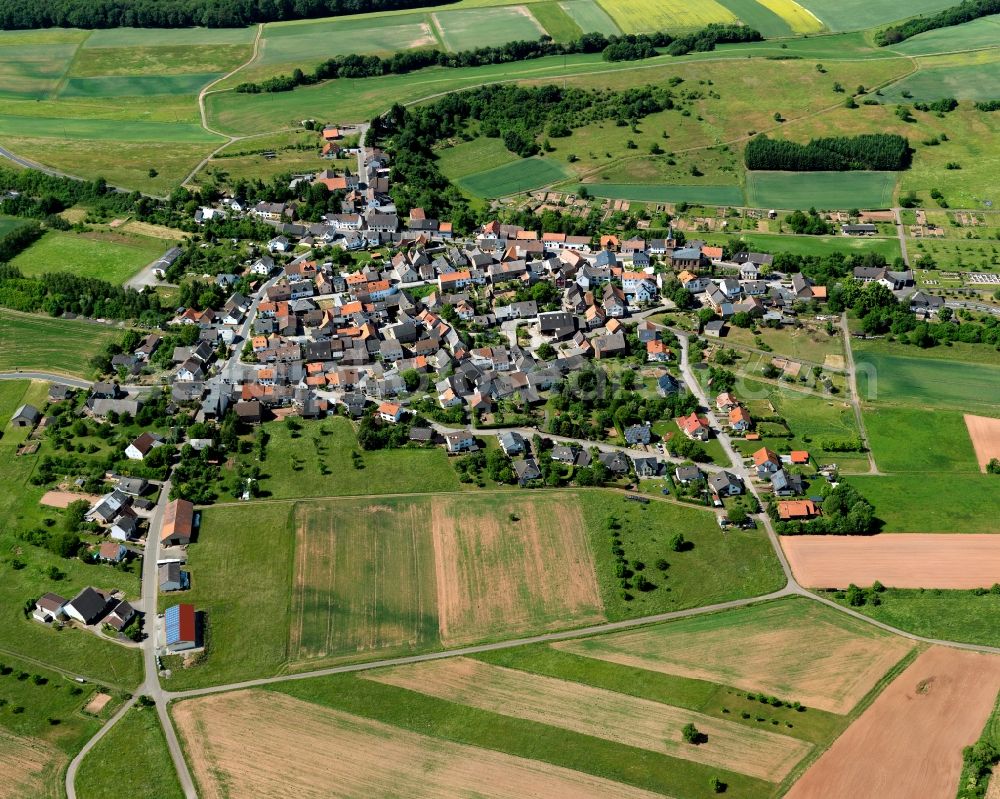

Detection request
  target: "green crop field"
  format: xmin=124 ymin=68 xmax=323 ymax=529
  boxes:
xmin=75 ymin=705 xmax=184 ymax=799
xmin=716 ymin=0 xmax=795 ymax=37
xmin=854 ymin=350 xmax=1000 ymax=411
xmin=579 ymin=493 xmax=785 ymax=620
xmin=0 ymin=311 xmax=126 ymax=378
xmin=580 ymin=183 xmax=746 ymax=205
xmin=0 ymin=43 xmax=79 ymax=99
xmin=880 ymin=60 xmax=1000 ymax=102
xmin=560 ymin=0 xmax=620 ymax=33
xmin=10 ymin=230 xmax=169 ymax=284
xmin=0 ymin=114 xmax=220 ymax=143
xmin=60 ymin=75 xmax=221 ymax=98
xmin=851 ymin=474 xmax=1000 ymax=532
xmin=433 ymin=6 xmax=546 ymax=51
xmin=71 ymin=43 xmax=251 ymax=77
xmin=824 ymin=588 xmax=1000 ymax=647
xmin=529 ymin=1 xmax=584 ymax=39
xmin=746 ymin=171 xmax=897 ymax=209
xmin=260 ymin=13 xmax=438 ymax=65
xmin=84 ymin=27 xmax=257 ymax=47
xmin=459 ymin=156 xmax=570 ymax=196
xmin=891 ymin=14 xmax=1000 ymax=56
xmin=862 ymin=406 xmax=982 ymax=473
xmin=597 ymin=0 xmax=736 ymax=33
xmin=794 ymin=0 xmax=957 ymax=31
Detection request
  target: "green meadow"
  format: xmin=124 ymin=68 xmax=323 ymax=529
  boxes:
xmin=0 ymin=114 xmax=220 ymax=143
xmin=891 ymin=14 xmax=1000 ymax=56
xmin=706 ymin=232 xmax=901 ymax=260
xmin=854 ymin=350 xmax=1000 ymax=411
xmin=10 ymin=230 xmax=171 ymax=284
xmin=746 ymin=171 xmax=897 ymax=209
xmin=432 ymin=6 xmax=546 ymax=51
xmin=715 ymin=0 xmax=795 ymax=37
xmin=459 ymin=157 xmax=571 ymax=197
xmin=525 ymin=1 xmax=583 ymax=40
xmin=0 ymin=311 xmax=127 ymax=378
xmin=60 ymin=74 xmax=221 ymax=98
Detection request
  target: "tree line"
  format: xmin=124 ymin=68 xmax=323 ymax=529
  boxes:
xmin=0 ymin=0 xmax=448 ymax=30
xmin=875 ymin=0 xmax=1000 ymax=45
xmin=744 ymin=133 xmax=911 ymax=171
xmin=234 ymin=24 xmax=760 ymax=94
xmin=0 ymin=265 xmax=166 ymax=324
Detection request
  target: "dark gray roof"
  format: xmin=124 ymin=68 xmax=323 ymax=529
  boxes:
xmin=68 ymin=587 xmax=109 ymax=624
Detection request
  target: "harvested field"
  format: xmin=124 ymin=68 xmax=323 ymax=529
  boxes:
xmin=554 ymin=598 xmax=912 ymax=713
xmin=431 ymin=494 xmax=604 ymax=646
xmin=173 ymin=689 xmax=665 ymax=799
xmin=289 ymin=500 xmax=439 ymax=663
xmin=783 ymin=534 xmax=1000 ymax=589
xmin=0 ymin=728 xmax=63 ymax=799
xmin=965 ymin=414 xmax=1000 ymax=472
xmin=82 ymin=692 xmax=112 ymax=715
xmin=366 ymin=657 xmax=812 ymax=781
xmin=786 ymin=647 xmax=1000 ymax=799
xmin=40 ymin=490 xmax=102 ymax=508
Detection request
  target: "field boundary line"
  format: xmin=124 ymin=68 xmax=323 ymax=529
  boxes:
xmin=197 ymin=23 xmax=264 ymax=137
xmin=50 ymin=30 xmax=92 ymax=101
xmin=64 ymin=695 xmax=138 ymax=799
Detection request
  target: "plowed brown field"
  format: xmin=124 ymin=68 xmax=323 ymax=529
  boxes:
xmin=172 ymin=689 xmax=668 ymax=799
xmin=782 ymin=534 xmax=1000 ymax=589
xmin=786 ymin=647 xmax=1000 ymax=799
xmin=366 ymin=657 xmax=812 ymax=781
xmin=965 ymin=414 xmax=1000 ymax=472
xmin=0 ymin=728 xmax=63 ymax=799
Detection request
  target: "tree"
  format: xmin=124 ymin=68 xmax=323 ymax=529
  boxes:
xmin=987 ymin=458 xmax=1000 ymax=475
xmin=710 ymin=776 xmax=727 ymax=794
xmin=731 ymin=311 xmax=753 ymax=328
xmin=535 ymin=342 xmax=555 ymax=360
xmin=682 ymin=723 xmax=706 ymax=744
xmin=728 ymin=505 xmax=748 ymax=525
xmin=670 ymin=532 xmax=689 ymax=552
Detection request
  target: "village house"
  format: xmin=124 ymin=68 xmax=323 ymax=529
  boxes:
xmin=161 ymin=499 xmax=196 ymax=546
xmin=752 ymin=447 xmax=782 ymax=478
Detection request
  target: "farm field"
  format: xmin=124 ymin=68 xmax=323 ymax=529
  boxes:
xmin=745 ymin=171 xmax=897 ymax=209
xmin=9 ymin=229 xmax=168 ymax=284
xmin=851 ymin=335 xmax=1000 ymax=367
xmin=965 ymin=414 xmax=1000 ymax=472
xmin=433 ymin=6 xmax=546 ymax=51
xmin=783 ymin=534 xmax=1000 ymax=588
xmin=0 ymin=728 xmax=64 ymax=799
xmin=854 ymin=349 xmax=1000 ymax=411
xmin=0 ymin=114 xmax=218 ymax=144
xmin=174 ymin=689 xmax=678 ymax=799
xmin=861 ymin=406 xmax=981 ymax=473
xmin=880 ymin=61 xmax=1000 ymax=102
xmin=793 ymin=0 xmax=957 ymax=31
xmin=826 ymin=588 xmax=1000 ymax=648
xmin=596 ymin=0 xmax=736 ymax=33
xmin=193 ymin=129 xmax=341 ymax=186
xmin=579 ymin=183 xmax=745 ymax=206
xmin=459 ymin=156 xmax=571 ymax=197
xmin=850 ymin=474 xmax=1000 ymax=533
xmin=891 ymin=14 xmax=1000 ymax=56
xmin=715 ymin=0 xmax=795 ymax=37
xmin=70 ymin=42 xmax=250 ymax=77
xmin=60 ymin=74 xmax=221 ymax=98
xmin=560 ymin=0 xmax=620 ymax=34
xmin=578 ymin=492 xmax=785 ymax=620
xmin=554 ymin=597 xmax=914 ymax=713
xmin=786 ymin=646 xmax=1000 ymax=799
xmin=75 ymin=705 xmax=184 ymax=799
xmin=0 ymin=311 xmax=126 ymax=378
xmin=521 ymin=2 xmax=583 ymax=40
xmin=367 ymin=657 xmax=813 ymax=780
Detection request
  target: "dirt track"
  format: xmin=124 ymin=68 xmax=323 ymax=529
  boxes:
xmin=783 ymin=534 xmax=1000 ymax=589
xmin=40 ymin=490 xmax=101 ymax=508
xmin=786 ymin=647 xmax=1000 ymax=799
xmin=172 ymin=689 xmax=666 ymax=799
xmin=965 ymin=414 xmax=1000 ymax=472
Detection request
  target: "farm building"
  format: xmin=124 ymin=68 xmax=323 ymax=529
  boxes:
xmin=159 ymin=562 xmax=191 ymax=593
xmin=165 ymin=603 xmax=199 ymax=652
xmin=11 ymin=404 xmax=40 ymax=428
xmin=32 ymin=593 xmax=66 ymax=624
xmin=161 ymin=499 xmax=196 ymax=546
xmin=64 ymin=587 xmax=111 ymax=625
